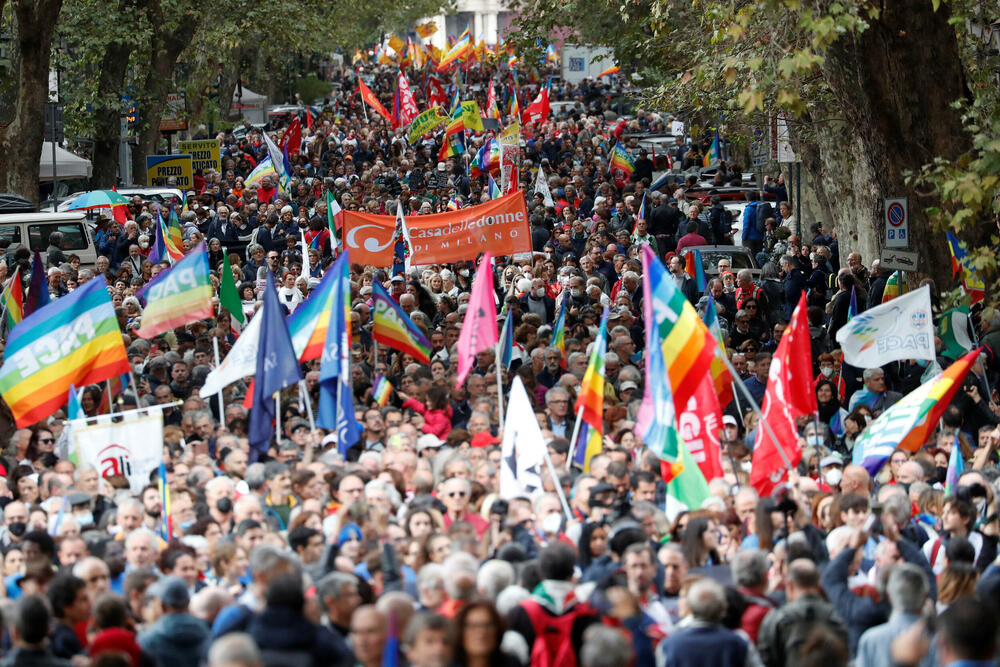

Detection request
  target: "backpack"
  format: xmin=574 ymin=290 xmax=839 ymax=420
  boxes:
xmin=521 ymin=599 xmax=593 ymax=667
xmin=756 ymin=201 xmax=774 ymax=235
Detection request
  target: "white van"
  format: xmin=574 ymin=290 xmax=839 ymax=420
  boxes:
xmin=0 ymin=212 xmax=98 ymax=268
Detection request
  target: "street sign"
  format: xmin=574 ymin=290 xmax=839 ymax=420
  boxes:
xmin=775 ymin=113 xmax=796 ymax=163
xmin=158 ymin=92 xmax=187 ymax=132
xmin=752 ymin=126 xmax=768 ymax=167
xmin=178 ymin=139 xmax=221 ymax=174
xmin=884 ymin=197 xmax=908 ymax=248
xmin=879 ymin=248 xmax=919 ymax=272
xmin=146 ymin=154 xmax=193 ymax=188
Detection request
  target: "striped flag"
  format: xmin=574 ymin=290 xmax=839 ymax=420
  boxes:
xmin=551 ymin=295 xmax=568 ymax=368
xmin=498 ymin=312 xmax=514 ymax=369
xmin=288 ymin=267 xmax=339 ymax=362
xmin=326 ymin=190 xmax=343 ymax=250
xmin=373 ymin=374 xmax=393 ymax=407
xmin=702 ymin=295 xmax=734 ymax=406
xmin=610 ymin=143 xmax=635 ymax=177
xmin=135 ymin=243 xmax=213 ymax=339
xmin=944 ymin=437 xmax=965 ymax=495
xmin=372 ymin=281 xmax=431 ymax=364
xmin=881 ymin=270 xmax=906 ymax=303
xmin=2 ymin=268 xmax=24 ymax=330
xmin=573 ymin=308 xmax=609 ymax=471
xmin=0 ymin=278 xmax=130 ymax=427
xmin=685 ymin=249 xmax=707 ymax=292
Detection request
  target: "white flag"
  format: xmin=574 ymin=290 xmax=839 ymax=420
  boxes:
xmin=835 ymin=284 xmax=935 ymax=367
xmin=73 ymin=410 xmax=164 ymax=493
xmin=500 ymin=377 xmax=545 ymax=499
xmin=263 ymin=131 xmax=288 ymax=184
xmin=534 ymin=167 xmax=554 ymax=208
xmin=200 ymin=310 xmax=262 ymax=398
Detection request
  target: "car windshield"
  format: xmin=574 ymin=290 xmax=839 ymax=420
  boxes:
xmin=695 ymin=249 xmax=755 ymax=273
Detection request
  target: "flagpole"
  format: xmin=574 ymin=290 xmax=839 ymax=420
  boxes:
xmin=212 ymin=336 xmax=225 ymax=425
xmin=541 ymin=446 xmax=574 ymax=523
xmin=566 ymin=405 xmax=586 ymax=469
xmin=731 ymin=381 xmax=744 ymax=420
xmin=494 ymin=345 xmax=505 ymax=425
xmin=105 ymin=380 xmax=115 ymax=417
xmin=275 ymin=393 xmax=281 ymax=444
xmin=719 ymin=354 xmax=795 ymax=472
xmin=127 ymin=369 xmax=142 ymax=411
xmin=300 ymin=380 xmax=316 ymax=431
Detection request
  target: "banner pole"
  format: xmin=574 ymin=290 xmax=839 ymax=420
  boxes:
xmin=541 ymin=446 xmax=574 ymax=523
xmin=720 ymin=354 xmax=795 ymax=472
xmin=212 ymin=336 xmax=225 ymax=424
xmin=565 ymin=405 xmax=585 ymax=469
xmin=495 ymin=342 xmax=505 ymax=426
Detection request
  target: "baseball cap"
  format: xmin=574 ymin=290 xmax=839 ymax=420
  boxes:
xmin=149 ymin=576 xmax=189 ymax=609
xmin=722 ymin=415 xmax=738 ymax=427
xmin=619 ymin=381 xmax=638 ymax=392
xmin=820 ymin=454 xmax=844 ymax=469
xmin=416 ymin=434 xmax=444 ymax=451
xmin=471 ymin=432 xmax=500 ymax=448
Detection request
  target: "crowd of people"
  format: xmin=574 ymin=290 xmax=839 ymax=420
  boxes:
xmin=0 ymin=61 xmax=999 ymax=667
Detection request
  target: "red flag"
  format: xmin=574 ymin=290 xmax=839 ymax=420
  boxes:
xmin=305 ymin=107 xmax=313 ymax=130
xmin=521 ymin=85 xmax=550 ymax=126
xmin=279 ymin=116 xmax=302 ymax=156
xmin=427 ymin=75 xmax=447 ymax=108
xmin=396 ymin=72 xmax=419 ymax=128
xmin=750 ymin=292 xmax=815 ymax=496
xmin=358 ymin=80 xmax=394 ymax=124
xmin=679 ymin=374 xmax=725 ymax=482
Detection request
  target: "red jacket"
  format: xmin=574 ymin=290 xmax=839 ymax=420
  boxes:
xmin=402 ymin=398 xmax=453 ymax=440
xmin=737 ymin=587 xmax=775 ymax=642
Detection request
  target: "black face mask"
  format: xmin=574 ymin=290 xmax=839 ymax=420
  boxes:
xmin=216 ymin=497 xmax=233 ymax=514
xmin=935 ymin=466 xmax=948 ymax=485
xmin=7 ymin=522 xmax=26 ymax=538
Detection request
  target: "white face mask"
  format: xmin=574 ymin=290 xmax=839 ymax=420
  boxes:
xmin=534 ymin=288 xmax=546 ymax=298
xmin=821 ymin=366 xmax=834 ymax=377
xmin=824 ymin=469 xmax=843 ymax=486
xmin=541 ymin=512 xmax=562 ymax=535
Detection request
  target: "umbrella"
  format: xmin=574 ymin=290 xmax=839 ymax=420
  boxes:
xmin=65 ymin=190 xmax=130 ymax=210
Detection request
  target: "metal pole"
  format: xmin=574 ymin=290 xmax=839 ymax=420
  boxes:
xmin=51 ymin=105 xmax=59 ymax=203
xmin=212 ymin=336 xmax=225 ymax=424
xmin=275 ymin=393 xmax=281 ymax=444
xmin=541 ymin=446 xmax=574 ymax=523
xmin=300 ymin=380 xmax=316 ymax=431
xmin=565 ymin=405 xmax=585 ymax=469
xmin=720 ymin=353 xmax=795 ymax=472
xmin=495 ymin=342 xmax=505 ymax=426
xmin=795 ymin=162 xmax=802 ymax=239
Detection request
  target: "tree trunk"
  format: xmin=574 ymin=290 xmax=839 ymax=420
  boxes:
xmin=90 ymin=8 xmax=135 ymax=188
xmin=817 ymin=0 xmax=970 ymax=286
xmin=129 ymin=0 xmax=196 ymax=180
xmin=0 ymin=0 xmax=66 ymax=204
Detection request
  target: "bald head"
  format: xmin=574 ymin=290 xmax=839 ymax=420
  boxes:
xmin=786 ymin=558 xmax=821 ymax=600
xmin=840 ymin=465 xmax=870 ymax=495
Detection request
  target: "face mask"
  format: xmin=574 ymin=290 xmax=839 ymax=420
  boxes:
xmin=740 ymin=461 xmax=753 ymax=473
xmin=216 ymin=497 xmax=233 ymax=514
xmin=915 ymin=358 xmax=929 ymax=367
xmin=459 ymin=269 xmax=470 ymax=278
xmin=820 ymin=367 xmax=834 ymax=377
xmin=541 ymin=512 xmax=562 ymax=535
xmin=824 ymin=469 xmax=843 ymax=486
xmin=571 ymin=289 xmax=582 ymax=298
xmin=139 ymin=241 xmax=148 ymax=249
xmin=179 ymin=519 xmax=195 ymax=532
xmin=806 ymin=435 xmax=823 ymax=447
xmin=74 ymin=513 xmax=94 ymax=528
xmin=534 ymin=288 xmax=546 ymax=298
xmin=7 ymin=522 xmax=26 ymax=537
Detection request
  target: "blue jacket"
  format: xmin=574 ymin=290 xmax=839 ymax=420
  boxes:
xmin=658 ymin=623 xmax=749 ymax=667
xmin=138 ymin=612 xmax=211 ymax=666
xmin=247 ymin=606 xmax=354 ymax=667
xmin=742 ymin=202 xmax=762 ymax=241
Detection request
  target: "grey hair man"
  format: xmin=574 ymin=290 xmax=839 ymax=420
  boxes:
xmin=856 ymin=563 xmax=934 ymax=667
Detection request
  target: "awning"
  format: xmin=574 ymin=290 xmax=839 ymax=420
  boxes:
xmin=39 ymin=142 xmax=93 ymax=181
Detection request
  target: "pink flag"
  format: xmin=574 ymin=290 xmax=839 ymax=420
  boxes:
xmin=455 ymin=252 xmax=498 ymax=388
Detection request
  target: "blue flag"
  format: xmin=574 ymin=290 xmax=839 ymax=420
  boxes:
xmin=499 ymin=312 xmax=514 ymax=369
xmin=249 ymin=271 xmax=303 ymax=458
xmin=25 ymin=250 xmax=49 ymax=315
xmin=848 ymin=285 xmax=858 ymax=319
xmin=148 ymin=212 xmax=168 ymax=264
xmin=317 ymin=253 xmax=362 ymax=455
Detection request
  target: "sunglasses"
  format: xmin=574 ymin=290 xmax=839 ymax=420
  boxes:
xmin=39 ymin=438 xmax=55 ymax=444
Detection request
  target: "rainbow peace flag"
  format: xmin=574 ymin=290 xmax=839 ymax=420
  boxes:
xmin=551 ymin=295 xmax=568 ymax=368
xmin=135 ymin=242 xmax=213 ymax=339
xmin=372 ymin=281 xmax=431 ymax=364
xmin=639 ymin=246 xmax=715 ymax=409
xmin=288 ymin=267 xmax=338 ymax=362
xmin=881 ymin=270 xmax=906 ymax=303
xmin=597 ymin=65 xmax=620 ymax=78
xmin=611 ymin=143 xmax=635 ymax=177
xmin=702 ymin=131 xmax=720 ymax=167
xmin=373 ymin=374 xmax=393 ymax=407
xmin=158 ymin=462 xmax=172 ymax=540
xmin=573 ymin=308 xmax=608 ymax=471
xmin=245 ymin=157 xmax=278 ymax=188
xmin=2 ymin=268 xmax=24 ymax=330
xmin=684 ymin=249 xmax=707 ymax=292
xmin=702 ymin=295 xmax=734 ymax=407
xmin=165 ymin=207 xmax=184 ymax=261
xmin=436 ymin=26 xmax=471 ymax=71
xmin=0 ymin=278 xmax=130 ymax=427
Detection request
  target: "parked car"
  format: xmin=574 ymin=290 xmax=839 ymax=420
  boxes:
xmin=0 ymin=212 xmax=98 ymax=267
xmin=678 ymin=245 xmax=759 ymax=278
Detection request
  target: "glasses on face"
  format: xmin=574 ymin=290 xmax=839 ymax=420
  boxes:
xmin=447 ymin=491 xmax=467 ymax=498
xmin=39 ymin=438 xmax=55 ymax=444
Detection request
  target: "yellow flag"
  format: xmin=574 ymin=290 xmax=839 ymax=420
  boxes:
xmin=388 ymin=35 xmax=406 ymax=55
xmin=499 ymin=121 xmax=520 ymax=146
xmin=461 ymin=101 xmax=484 ymax=132
xmin=415 ymin=22 xmax=438 ymax=38
xmin=407 ymin=107 xmax=449 ymax=144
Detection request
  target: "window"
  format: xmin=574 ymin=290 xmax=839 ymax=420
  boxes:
xmin=28 ymin=223 xmax=88 ymax=251
xmin=0 ymin=226 xmax=21 ymax=245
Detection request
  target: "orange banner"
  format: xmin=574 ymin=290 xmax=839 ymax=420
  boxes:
xmin=343 ymin=191 xmax=531 ymax=266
